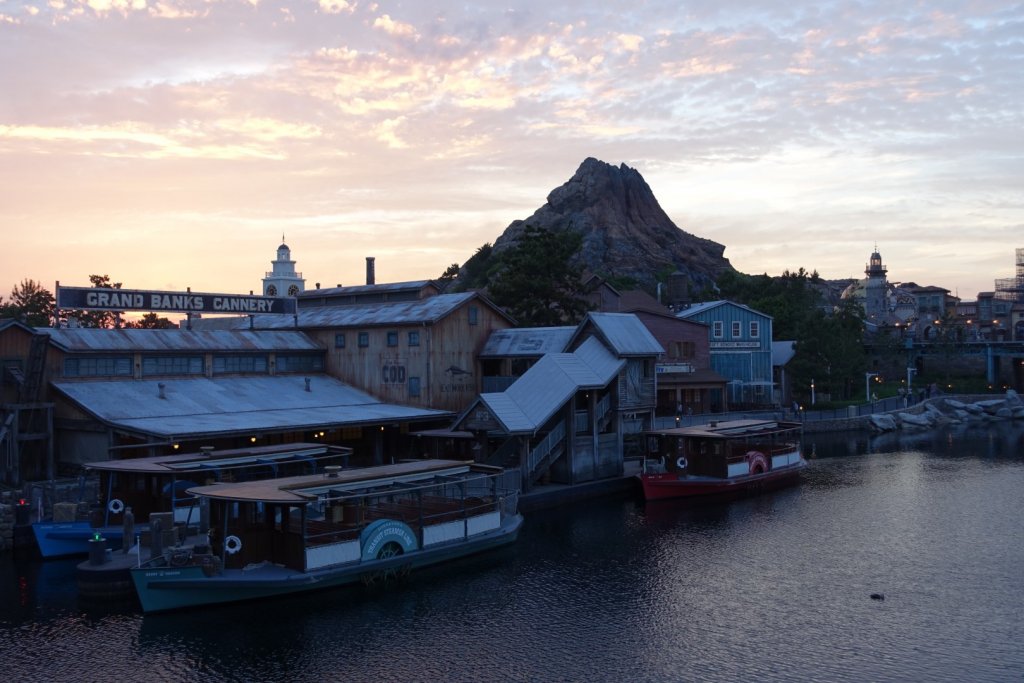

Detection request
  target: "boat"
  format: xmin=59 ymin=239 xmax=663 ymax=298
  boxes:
xmin=32 ymin=443 xmax=350 ymax=558
xmin=637 ymin=419 xmax=806 ymax=501
xmin=130 ymin=459 xmax=523 ymax=613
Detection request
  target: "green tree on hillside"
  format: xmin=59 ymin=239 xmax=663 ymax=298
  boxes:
xmin=487 ymin=226 xmax=591 ymax=326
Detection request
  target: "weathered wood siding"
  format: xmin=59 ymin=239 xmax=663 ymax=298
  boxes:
xmin=310 ymin=299 xmax=512 ymax=413
xmin=633 ymin=312 xmax=711 ymax=366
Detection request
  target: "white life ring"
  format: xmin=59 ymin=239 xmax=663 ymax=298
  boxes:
xmin=108 ymin=498 xmax=124 ymax=514
xmin=224 ymin=535 xmax=243 ymax=555
xmin=675 ymin=456 xmax=688 ymax=470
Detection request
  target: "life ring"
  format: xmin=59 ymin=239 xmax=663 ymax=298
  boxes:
xmin=108 ymin=498 xmax=124 ymax=514
xmin=747 ymin=451 xmax=768 ymax=475
xmin=675 ymin=456 xmax=688 ymax=470
xmin=224 ymin=535 xmax=243 ymax=555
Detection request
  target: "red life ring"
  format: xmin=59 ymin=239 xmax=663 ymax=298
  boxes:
xmin=746 ymin=451 xmax=768 ymax=475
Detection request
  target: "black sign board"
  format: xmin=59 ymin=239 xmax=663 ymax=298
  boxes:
xmin=56 ymin=286 xmax=297 ymax=315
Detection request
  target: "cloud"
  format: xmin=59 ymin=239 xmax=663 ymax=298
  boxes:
xmin=0 ymin=1 xmax=1021 ymax=299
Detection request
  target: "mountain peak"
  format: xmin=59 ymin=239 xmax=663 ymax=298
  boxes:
xmin=494 ymin=158 xmax=732 ymax=292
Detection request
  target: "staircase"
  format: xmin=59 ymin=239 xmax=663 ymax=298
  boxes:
xmin=19 ymin=334 xmax=49 ymax=403
xmin=527 ymin=420 xmax=566 ymax=484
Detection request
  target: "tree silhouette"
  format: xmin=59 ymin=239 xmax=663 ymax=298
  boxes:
xmin=1 ymin=279 xmax=56 ymax=326
xmin=487 ymin=225 xmax=591 ymax=326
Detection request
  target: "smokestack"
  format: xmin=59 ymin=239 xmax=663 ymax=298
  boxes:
xmin=366 ymin=256 xmax=375 ymax=286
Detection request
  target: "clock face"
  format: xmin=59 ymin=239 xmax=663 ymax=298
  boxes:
xmin=288 ymin=285 xmax=300 ymax=296
xmin=266 ymin=285 xmax=278 ymax=296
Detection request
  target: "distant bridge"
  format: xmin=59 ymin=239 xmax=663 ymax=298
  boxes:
xmin=866 ymin=340 xmax=1024 ymax=385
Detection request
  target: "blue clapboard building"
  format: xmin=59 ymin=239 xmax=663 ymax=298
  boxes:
xmin=677 ymin=300 xmax=775 ymax=408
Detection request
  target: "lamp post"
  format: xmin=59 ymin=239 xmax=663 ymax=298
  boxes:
xmin=865 ymin=372 xmax=878 ymax=403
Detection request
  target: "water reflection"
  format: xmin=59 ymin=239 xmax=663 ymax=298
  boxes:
xmin=2 ymin=424 xmax=1023 ymax=682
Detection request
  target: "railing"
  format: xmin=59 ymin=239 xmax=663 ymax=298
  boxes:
xmin=649 ymin=393 xmax=975 ymax=429
xmin=528 ymin=421 xmax=566 ymax=474
xmin=596 ymin=394 xmax=611 ymax=430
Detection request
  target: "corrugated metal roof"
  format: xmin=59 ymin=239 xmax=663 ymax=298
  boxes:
xmin=201 ymin=293 xmax=478 ymax=330
xmin=479 ymin=338 xmax=624 ymax=435
xmin=40 ymin=328 xmax=321 ymax=352
xmin=577 ymin=312 xmax=664 ymax=356
xmin=51 ymin=375 xmax=451 ymax=439
xmin=297 ymin=280 xmax=434 ymax=297
xmin=479 ymin=327 xmax=575 ymax=357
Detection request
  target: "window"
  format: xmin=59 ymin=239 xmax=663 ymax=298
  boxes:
xmin=681 ymin=341 xmax=695 ymax=359
xmin=409 ymin=376 xmax=421 ymax=397
xmin=334 ymin=334 xmax=346 ymax=349
xmin=387 ymin=331 xmax=398 ymax=347
xmin=213 ymin=355 xmax=268 ymax=374
xmin=408 ymin=331 xmax=420 ymax=347
xmin=468 ymin=305 xmax=479 ymax=326
xmin=749 ymin=321 xmax=760 ymax=338
xmin=63 ymin=355 xmax=132 ymax=378
xmin=358 ymin=332 xmax=369 ymax=348
xmin=275 ymin=354 xmax=325 ymax=373
xmin=142 ymin=355 xmax=204 ymax=376
xmin=731 ymin=321 xmax=741 ymax=338
xmin=712 ymin=321 xmax=723 ymax=339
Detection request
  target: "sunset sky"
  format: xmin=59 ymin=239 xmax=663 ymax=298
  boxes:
xmin=2 ymin=1 xmax=1021 ymax=304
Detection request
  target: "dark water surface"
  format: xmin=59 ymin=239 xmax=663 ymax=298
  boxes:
xmin=3 ymin=423 xmax=1023 ymax=682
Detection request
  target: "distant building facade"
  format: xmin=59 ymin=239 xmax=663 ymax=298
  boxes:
xmin=677 ymin=300 xmax=775 ymax=407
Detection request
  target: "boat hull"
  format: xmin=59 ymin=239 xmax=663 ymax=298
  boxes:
xmin=131 ymin=515 xmax=523 ymax=613
xmin=638 ymin=460 xmax=807 ymax=502
xmin=32 ymin=522 xmax=124 ymax=558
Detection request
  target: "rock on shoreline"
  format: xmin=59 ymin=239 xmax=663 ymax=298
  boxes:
xmin=869 ymin=390 xmax=1024 ymax=433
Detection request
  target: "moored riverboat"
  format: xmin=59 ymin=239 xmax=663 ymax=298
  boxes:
xmin=130 ymin=459 xmax=522 ymax=613
xmin=637 ymin=419 xmax=805 ymax=501
xmin=33 ymin=443 xmax=350 ymax=558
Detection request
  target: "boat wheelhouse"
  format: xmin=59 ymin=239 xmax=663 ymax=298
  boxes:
xmin=637 ymin=419 xmax=805 ymax=501
xmin=32 ymin=443 xmax=350 ymax=558
xmin=130 ymin=459 xmax=522 ymax=613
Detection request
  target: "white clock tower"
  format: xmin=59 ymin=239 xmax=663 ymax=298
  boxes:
xmin=262 ymin=235 xmax=305 ymax=297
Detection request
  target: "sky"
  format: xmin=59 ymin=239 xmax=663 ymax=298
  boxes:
xmin=1 ymin=0 xmax=1022 ymax=304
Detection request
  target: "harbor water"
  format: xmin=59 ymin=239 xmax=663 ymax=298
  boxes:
xmin=2 ymin=423 xmax=1023 ymax=682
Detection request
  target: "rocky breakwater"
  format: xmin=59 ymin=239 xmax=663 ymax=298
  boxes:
xmin=869 ymin=390 xmax=1024 ymax=433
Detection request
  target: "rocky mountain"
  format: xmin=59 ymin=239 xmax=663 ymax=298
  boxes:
xmin=492 ymin=157 xmax=733 ymax=294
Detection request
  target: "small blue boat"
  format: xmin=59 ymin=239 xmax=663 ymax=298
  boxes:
xmin=130 ymin=460 xmax=522 ymax=613
xmin=33 ymin=443 xmax=350 ymax=558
